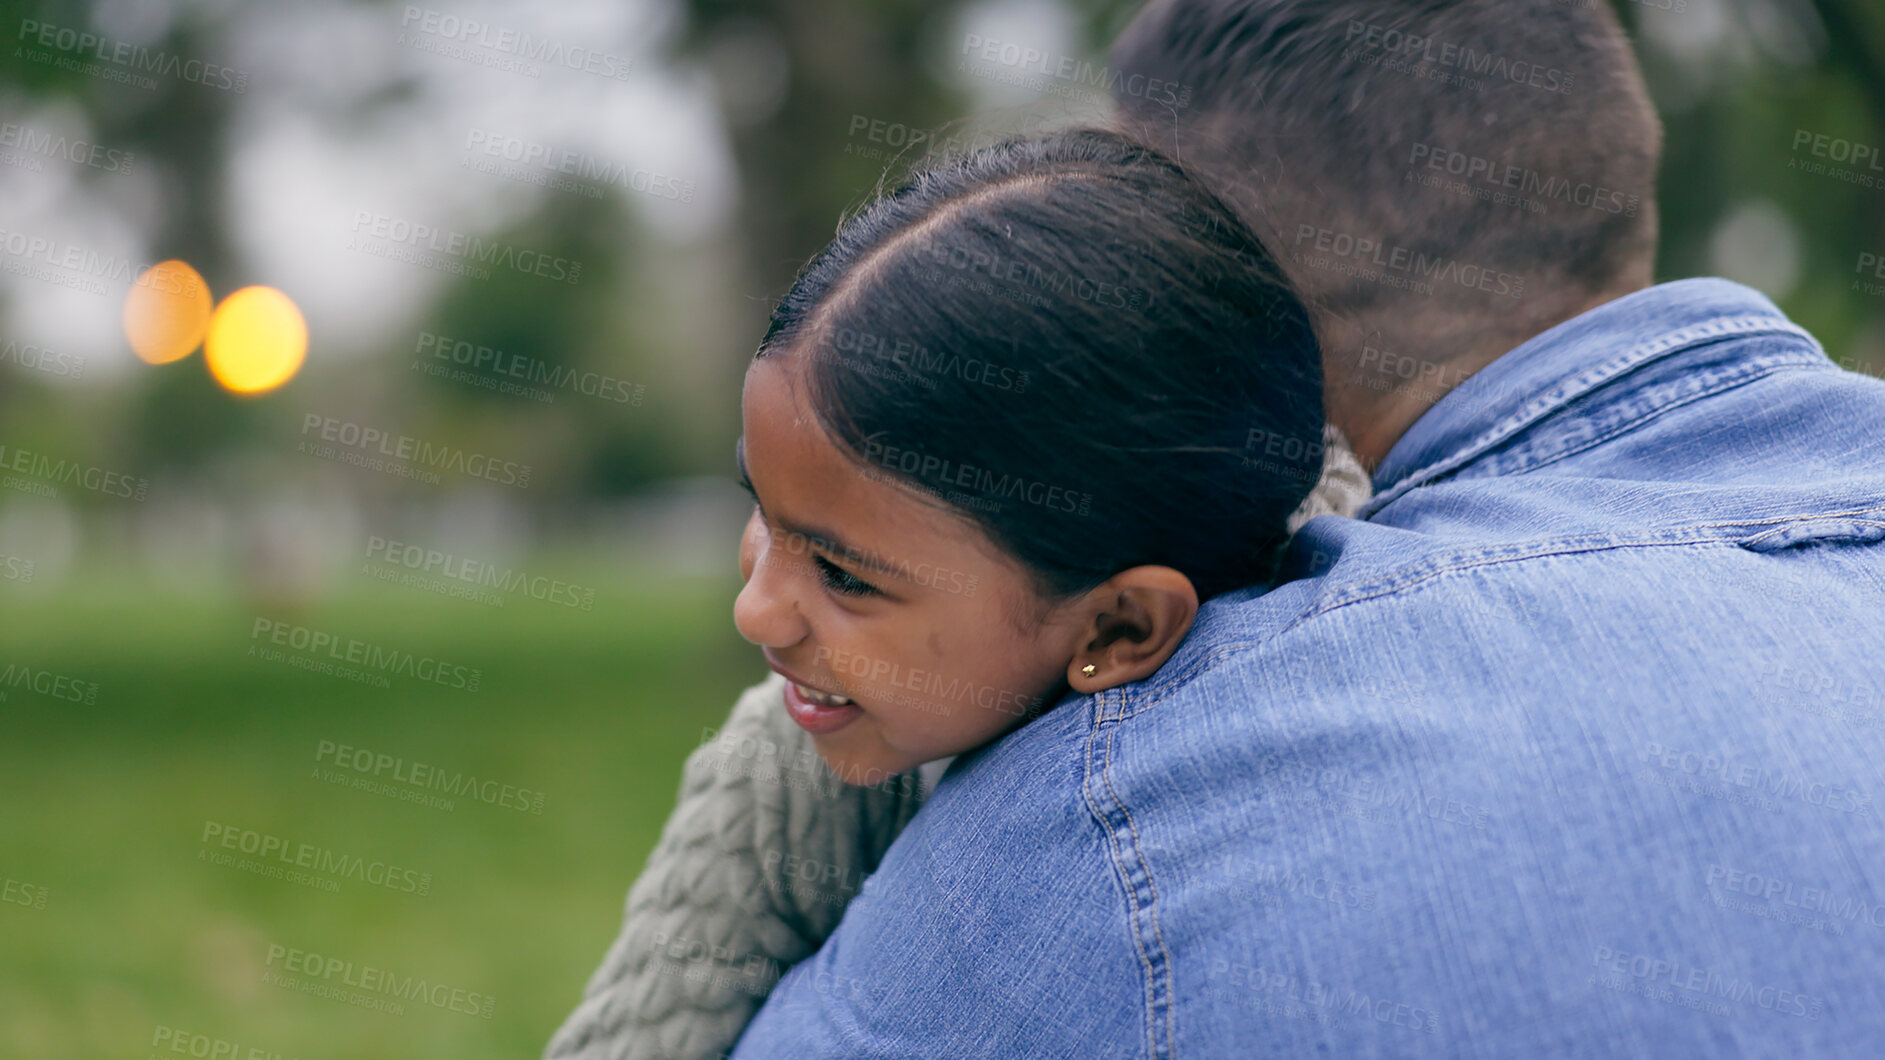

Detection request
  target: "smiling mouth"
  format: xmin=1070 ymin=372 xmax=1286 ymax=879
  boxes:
xmin=766 ymin=652 xmax=868 ymax=723
xmin=793 ymin=682 xmax=854 ymax=708
xmin=776 ymin=667 xmax=866 ymax=735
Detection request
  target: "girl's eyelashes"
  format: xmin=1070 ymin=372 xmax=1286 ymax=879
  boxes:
xmin=734 ymin=438 xmax=760 ymax=505
xmin=736 ymin=476 xmax=764 ymax=519
xmin=814 ymin=554 xmax=880 ymax=597
xmin=734 ymin=447 xmax=877 ymax=598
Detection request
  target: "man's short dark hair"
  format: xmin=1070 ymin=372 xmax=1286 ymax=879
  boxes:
xmin=1111 ymin=0 xmax=1662 ymax=324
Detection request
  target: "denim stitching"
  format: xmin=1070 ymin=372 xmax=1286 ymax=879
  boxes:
xmin=1082 ymin=689 xmax=1175 ymax=1058
xmin=1469 ymin=353 xmax=1826 ymax=480
xmin=1120 ymin=507 xmax=1884 ymax=717
xmin=1739 ymin=518 xmax=1885 ymax=546
xmin=1113 ymin=532 xmax=1762 ymax=718
xmin=1083 ymin=695 xmax=1155 ymax=1056
xmin=1363 ymin=317 xmax=1815 ymax=517
xmin=1690 ymin=503 xmax=1885 ymax=530
xmin=1100 ymin=724 xmax=1176 ymax=1058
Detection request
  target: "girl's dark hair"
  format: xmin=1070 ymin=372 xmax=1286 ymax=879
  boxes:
xmin=757 ymin=126 xmax=1323 ymax=603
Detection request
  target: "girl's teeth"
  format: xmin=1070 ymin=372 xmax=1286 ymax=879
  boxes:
xmin=796 ymin=683 xmax=854 ymax=708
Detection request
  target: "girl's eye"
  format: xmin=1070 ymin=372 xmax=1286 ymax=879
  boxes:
xmin=814 ymin=555 xmax=879 ymax=597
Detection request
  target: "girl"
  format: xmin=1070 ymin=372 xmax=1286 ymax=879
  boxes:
xmin=548 ymin=126 xmax=1370 ymax=1060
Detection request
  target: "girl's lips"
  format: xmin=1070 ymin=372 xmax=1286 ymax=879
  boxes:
xmin=781 ymin=676 xmax=865 ymax=735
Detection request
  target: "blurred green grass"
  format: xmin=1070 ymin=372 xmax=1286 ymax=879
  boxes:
xmin=0 ymin=565 xmax=764 ymax=1058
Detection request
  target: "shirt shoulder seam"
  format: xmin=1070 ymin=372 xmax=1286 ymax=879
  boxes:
xmin=1114 ymin=525 xmax=1847 ymax=717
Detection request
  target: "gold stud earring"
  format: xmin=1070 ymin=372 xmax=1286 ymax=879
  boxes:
xmin=1081 ymin=664 xmax=1097 ymax=677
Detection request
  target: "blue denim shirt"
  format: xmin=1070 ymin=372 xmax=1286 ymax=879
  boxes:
xmin=731 ymin=279 xmax=1885 ymax=1058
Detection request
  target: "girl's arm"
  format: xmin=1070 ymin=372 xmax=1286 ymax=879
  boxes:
xmin=545 ymin=673 xmax=925 ymax=1060
xmin=1288 ymin=426 xmax=1373 ymax=533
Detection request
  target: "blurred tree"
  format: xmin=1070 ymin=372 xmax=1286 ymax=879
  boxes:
xmin=1647 ymin=0 xmax=1885 ymax=364
xmin=1 ymin=2 xmax=254 ymax=478
xmin=671 ymin=0 xmax=969 ymax=342
xmin=2 ymin=0 xmax=1884 ymax=498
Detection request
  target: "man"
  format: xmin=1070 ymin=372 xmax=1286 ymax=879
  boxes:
xmin=725 ymin=0 xmax=1885 ymax=1055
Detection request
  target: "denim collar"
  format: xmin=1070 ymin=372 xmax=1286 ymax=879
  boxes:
xmin=1362 ymin=278 xmax=1820 ymax=518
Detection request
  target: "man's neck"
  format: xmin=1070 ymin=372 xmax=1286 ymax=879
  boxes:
xmin=1328 ymin=344 xmax=1506 ymax=473
xmin=1324 ymin=284 xmax=1648 ymax=471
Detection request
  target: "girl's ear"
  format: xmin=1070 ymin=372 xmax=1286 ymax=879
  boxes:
xmin=1066 ymin=566 xmax=1199 ymax=693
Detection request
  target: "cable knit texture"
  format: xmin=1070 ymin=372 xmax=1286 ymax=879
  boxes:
xmin=544 ymin=425 xmax=1373 ymax=1060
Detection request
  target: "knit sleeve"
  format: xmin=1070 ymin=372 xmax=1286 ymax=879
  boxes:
xmin=1288 ymin=424 xmax=1373 ymax=532
xmin=544 ymin=673 xmax=927 ymax=1060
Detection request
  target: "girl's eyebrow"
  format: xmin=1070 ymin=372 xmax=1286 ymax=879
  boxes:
xmin=735 ymin=435 xmax=910 ymax=583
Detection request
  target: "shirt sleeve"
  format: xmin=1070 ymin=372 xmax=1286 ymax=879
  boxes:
xmin=545 ymin=673 xmax=927 ymax=1060
xmin=726 ymin=703 xmax=1150 ymax=1059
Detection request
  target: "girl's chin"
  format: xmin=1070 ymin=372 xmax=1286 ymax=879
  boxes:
xmin=812 ymin=737 xmax=922 ymax=786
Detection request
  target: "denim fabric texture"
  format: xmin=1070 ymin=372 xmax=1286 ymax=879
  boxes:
xmin=731 ymin=279 xmax=1885 ymax=1058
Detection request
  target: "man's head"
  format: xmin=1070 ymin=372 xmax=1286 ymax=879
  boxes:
xmin=1111 ymin=0 xmax=1663 ymax=464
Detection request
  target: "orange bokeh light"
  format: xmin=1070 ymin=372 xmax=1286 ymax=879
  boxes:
xmin=123 ymin=259 xmax=213 ymax=364
xmin=204 ymin=286 xmax=307 ymax=395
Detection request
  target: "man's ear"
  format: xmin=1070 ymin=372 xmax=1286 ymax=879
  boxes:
xmin=1066 ymin=566 xmax=1198 ymax=693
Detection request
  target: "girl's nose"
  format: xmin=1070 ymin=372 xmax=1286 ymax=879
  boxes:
xmin=733 ymin=515 xmax=809 ymax=649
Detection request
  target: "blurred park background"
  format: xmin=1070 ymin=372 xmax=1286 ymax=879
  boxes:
xmin=2 ymin=0 xmax=1884 ymax=1055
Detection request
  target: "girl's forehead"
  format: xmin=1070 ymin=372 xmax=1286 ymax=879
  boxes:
xmin=741 ymin=356 xmax=824 ymax=456
xmin=740 ymin=360 xmax=1016 ymax=582
xmin=742 ymin=362 xmax=909 ymax=542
